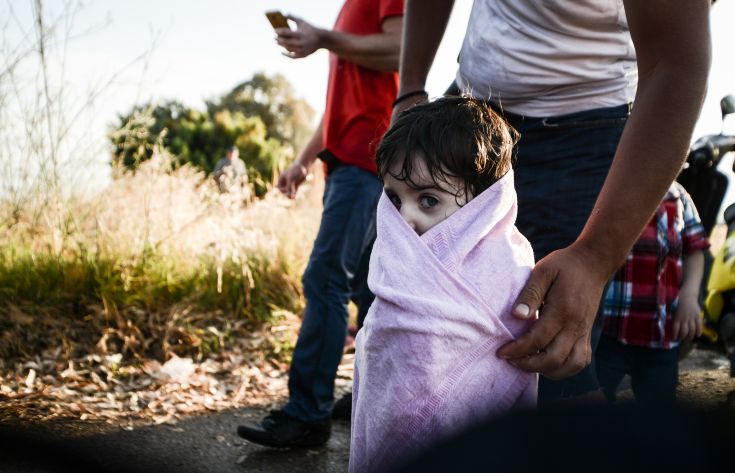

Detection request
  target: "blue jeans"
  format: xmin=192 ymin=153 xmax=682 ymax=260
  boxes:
xmin=283 ymin=165 xmax=382 ymax=422
xmin=595 ymin=335 xmax=679 ymax=406
xmin=499 ymin=103 xmax=630 ymax=403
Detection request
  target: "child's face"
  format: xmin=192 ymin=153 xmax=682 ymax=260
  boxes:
xmin=383 ymin=155 xmax=470 ymax=236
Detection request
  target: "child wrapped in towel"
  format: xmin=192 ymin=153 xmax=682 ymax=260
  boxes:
xmin=349 ymin=97 xmax=538 ymax=473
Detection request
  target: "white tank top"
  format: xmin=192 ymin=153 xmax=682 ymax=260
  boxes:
xmin=456 ymin=0 xmax=637 ymax=117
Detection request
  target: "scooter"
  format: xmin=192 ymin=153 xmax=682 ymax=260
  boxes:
xmin=680 ymin=95 xmax=735 ymax=376
xmin=677 ymin=95 xmax=735 ymax=235
xmin=701 ymin=205 xmax=735 ymax=376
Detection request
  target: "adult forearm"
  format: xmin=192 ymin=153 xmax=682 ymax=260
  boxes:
xmin=319 ymin=29 xmax=401 ymax=72
xmin=578 ymin=0 xmax=714 ymax=278
xmin=576 ymin=53 xmax=711 ymax=278
xmin=398 ymin=0 xmax=454 ymax=93
xmin=296 ymin=119 xmax=324 ymax=169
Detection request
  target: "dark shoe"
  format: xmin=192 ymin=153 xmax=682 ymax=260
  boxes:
xmin=237 ymin=410 xmax=330 ymax=448
xmin=331 ymin=392 xmax=352 ymax=420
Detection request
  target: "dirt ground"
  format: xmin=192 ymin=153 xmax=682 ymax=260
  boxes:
xmin=678 ymin=347 xmax=735 ymax=407
xmin=1 ymin=226 xmax=732 ymax=473
xmin=0 ymin=347 xmax=733 ymax=473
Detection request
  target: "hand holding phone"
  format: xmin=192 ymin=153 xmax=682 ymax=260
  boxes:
xmin=267 ymin=12 xmax=321 ymax=60
xmin=265 ymin=11 xmax=290 ymax=31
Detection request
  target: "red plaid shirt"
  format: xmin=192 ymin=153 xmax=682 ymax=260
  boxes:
xmin=602 ymin=183 xmax=710 ymax=349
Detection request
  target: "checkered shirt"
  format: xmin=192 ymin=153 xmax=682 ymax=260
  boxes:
xmin=602 ymin=183 xmax=710 ymax=349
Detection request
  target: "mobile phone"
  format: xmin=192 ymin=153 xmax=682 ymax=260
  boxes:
xmin=265 ymin=11 xmax=290 ymax=30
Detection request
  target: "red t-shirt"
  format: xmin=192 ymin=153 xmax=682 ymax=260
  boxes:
xmin=322 ymin=0 xmax=404 ymax=175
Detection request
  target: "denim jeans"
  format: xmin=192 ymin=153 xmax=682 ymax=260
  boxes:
xmin=596 ymin=335 xmax=679 ymax=406
xmin=283 ymin=165 xmax=382 ymax=422
xmin=498 ymin=103 xmax=630 ymax=403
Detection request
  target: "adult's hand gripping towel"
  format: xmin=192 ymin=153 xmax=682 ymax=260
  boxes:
xmin=349 ymin=171 xmax=538 ymax=473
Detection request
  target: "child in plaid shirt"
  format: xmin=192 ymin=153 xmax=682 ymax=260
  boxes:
xmin=595 ymin=182 xmax=709 ymax=406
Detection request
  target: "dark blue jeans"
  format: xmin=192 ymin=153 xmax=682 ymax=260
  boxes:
xmin=283 ymin=165 xmax=382 ymax=422
xmin=498 ymin=103 xmax=631 ymax=404
xmin=596 ymin=335 xmax=679 ymax=406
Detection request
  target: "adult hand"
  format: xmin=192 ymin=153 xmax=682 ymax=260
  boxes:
xmin=497 ymin=244 xmax=609 ymax=380
xmin=277 ymin=162 xmax=308 ymax=199
xmin=276 ymin=15 xmax=322 ymax=59
xmin=672 ymin=294 xmax=703 ymax=342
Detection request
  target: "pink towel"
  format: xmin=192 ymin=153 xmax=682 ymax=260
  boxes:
xmin=349 ymin=171 xmax=538 ymax=473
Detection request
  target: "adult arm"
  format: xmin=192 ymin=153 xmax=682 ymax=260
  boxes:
xmin=497 ymin=0 xmax=712 ymax=379
xmin=277 ymin=117 xmax=324 ymax=199
xmin=276 ymin=15 xmax=403 ymax=72
xmin=392 ymin=0 xmax=455 ymax=120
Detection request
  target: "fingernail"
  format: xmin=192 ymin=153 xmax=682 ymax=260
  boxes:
xmin=513 ymin=303 xmax=530 ymax=319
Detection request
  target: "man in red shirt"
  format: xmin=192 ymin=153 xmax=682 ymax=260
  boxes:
xmin=238 ymin=0 xmax=404 ymax=448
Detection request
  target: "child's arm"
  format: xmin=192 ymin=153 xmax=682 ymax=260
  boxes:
xmin=672 ymin=250 xmax=705 ymax=342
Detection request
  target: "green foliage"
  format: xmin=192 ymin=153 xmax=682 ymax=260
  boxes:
xmin=207 ymin=72 xmax=314 ymax=152
xmin=0 ymin=247 xmax=300 ymax=319
xmin=109 ymin=72 xmax=314 ymax=195
xmin=0 ymin=157 xmax=321 ymax=361
xmin=0 ymin=243 xmax=304 ymax=360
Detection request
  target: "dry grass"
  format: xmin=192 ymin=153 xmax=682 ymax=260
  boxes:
xmin=0 ymin=2 xmax=326 ymax=426
xmin=0 ymin=152 xmax=321 ymax=364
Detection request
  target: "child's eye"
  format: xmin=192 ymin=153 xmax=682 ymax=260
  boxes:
xmin=386 ymin=191 xmax=401 ymax=209
xmin=419 ymin=195 xmax=439 ymax=209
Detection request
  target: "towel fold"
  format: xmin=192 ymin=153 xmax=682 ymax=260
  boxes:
xmin=349 ymin=171 xmax=538 ymax=473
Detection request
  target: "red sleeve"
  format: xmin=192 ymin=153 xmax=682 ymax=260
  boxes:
xmin=379 ymin=0 xmax=404 ymax=22
xmin=682 ymin=228 xmax=710 ymax=256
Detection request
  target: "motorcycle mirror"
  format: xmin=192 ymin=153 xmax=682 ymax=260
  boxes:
xmin=721 ymin=95 xmax=735 ymax=120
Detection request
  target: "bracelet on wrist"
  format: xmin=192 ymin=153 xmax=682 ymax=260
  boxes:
xmin=392 ymin=90 xmax=428 ymax=108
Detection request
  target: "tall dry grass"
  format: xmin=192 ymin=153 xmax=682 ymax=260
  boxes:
xmin=0 ymin=151 xmax=321 ymax=362
xmin=0 ymin=1 xmax=323 ymax=366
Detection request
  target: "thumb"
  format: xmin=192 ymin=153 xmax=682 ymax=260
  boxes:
xmin=286 ymin=14 xmax=302 ymax=27
xmin=512 ymin=265 xmax=555 ymax=320
xmin=288 ymin=179 xmax=297 ymax=199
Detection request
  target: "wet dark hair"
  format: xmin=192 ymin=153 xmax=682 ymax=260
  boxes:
xmin=376 ymin=96 xmax=518 ymax=203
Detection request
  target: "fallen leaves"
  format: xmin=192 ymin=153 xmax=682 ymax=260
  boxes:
xmin=0 ymin=310 xmax=357 ymax=431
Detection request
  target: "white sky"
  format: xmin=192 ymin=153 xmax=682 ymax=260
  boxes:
xmin=3 ymin=0 xmax=735 ymax=206
xmin=56 ymin=0 xmax=475 ymax=124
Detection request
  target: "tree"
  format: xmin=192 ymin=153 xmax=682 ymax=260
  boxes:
xmin=109 ymin=72 xmax=315 ymax=195
xmin=207 ymin=72 xmax=315 ymax=153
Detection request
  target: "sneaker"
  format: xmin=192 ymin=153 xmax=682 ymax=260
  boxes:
xmin=331 ymin=392 xmax=352 ymax=420
xmin=237 ymin=410 xmax=331 ymax=448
